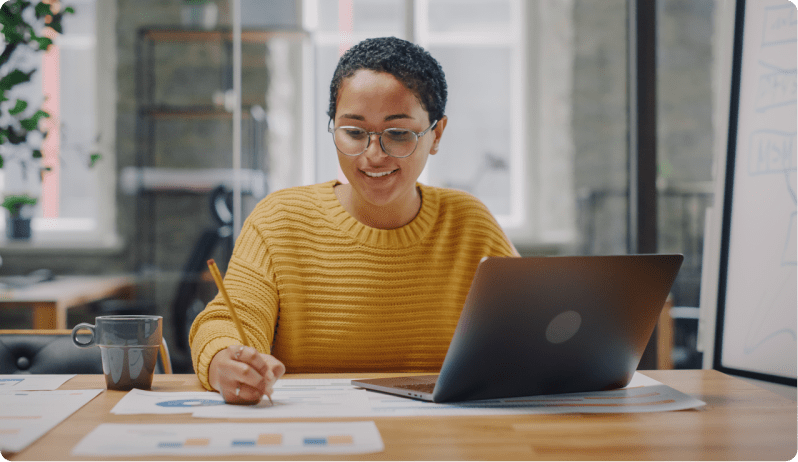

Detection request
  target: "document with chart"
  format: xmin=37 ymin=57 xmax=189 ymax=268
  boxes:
xmin=0 ymin=375 xmax=75 ymax=391
xmin=0 ymin=389 xmax=103 ymax=454
xmin=110 ymin=373 xmax=705 ymax=420
xmin=71 ymin=421 xmax=384 ymax=456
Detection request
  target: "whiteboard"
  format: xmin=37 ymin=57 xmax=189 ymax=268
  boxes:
xmin=715 ymin=0 xmax=797 ymax=385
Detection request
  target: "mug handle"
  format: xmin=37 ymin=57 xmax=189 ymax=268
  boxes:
xmin=159 ymin=338 xmax=173 ymax=374
xmin=71 ymin=323 xmax=96 ymax=348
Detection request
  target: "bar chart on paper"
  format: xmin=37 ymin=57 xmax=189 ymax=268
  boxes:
xmin=0 ymin=389 xmax=103 ymax=454
xmin=71 ymin=421 xmax=384 ymax=456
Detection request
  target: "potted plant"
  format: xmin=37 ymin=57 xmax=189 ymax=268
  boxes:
xmin=1 ymin=193 xmax=36 ymax=239
xmin=0 ymin=1 xmax=78 ymax=239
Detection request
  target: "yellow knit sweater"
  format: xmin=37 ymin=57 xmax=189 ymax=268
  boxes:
xmin=189 ymin=180 xmax=516 ymax=390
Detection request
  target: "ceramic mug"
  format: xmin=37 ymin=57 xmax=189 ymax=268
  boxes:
xmin=72 ymin=315 xmax=170 ymax=390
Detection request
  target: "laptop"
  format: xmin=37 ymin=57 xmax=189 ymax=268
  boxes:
xmin=351 ymin=254 xmax=683 ymax=403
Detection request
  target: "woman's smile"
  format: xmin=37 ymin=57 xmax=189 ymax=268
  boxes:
xmin=361 ymin=168 xmax=399 ymax=178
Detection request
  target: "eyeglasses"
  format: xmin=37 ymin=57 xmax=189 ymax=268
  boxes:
xmin=328 ymin=119 xmax=438 ymax=158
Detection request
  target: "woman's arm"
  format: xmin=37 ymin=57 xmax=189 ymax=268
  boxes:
xmin=189 ymin=220 xmax=281 ymax=395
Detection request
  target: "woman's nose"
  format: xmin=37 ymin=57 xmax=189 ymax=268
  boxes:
xmin=363 ymin=133 xmax=388 ymax=159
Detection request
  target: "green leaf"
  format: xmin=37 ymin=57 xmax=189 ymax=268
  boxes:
xmin=64 ymin=6 xmax=75 ymax=14
xmin=48 ymin=17 xmax=63 ymax=34
xmin=0 ymin=155 xmax=4 ymax=169
xmin=2 ymin=194 xmax=38 ymax=214
xmin=8 ymin=99 xmax=28 ymax=115
xmin=89 ymin=153 xmax=102 ymax=167
xmin=0 ymin=69 xmax=34 ymax=91
xmin=20 ymin=109 xmax=49 ymax=131
xmin=32 ymin=149 xmax=42 ymax=159
xmin=31 ymin=35 xmax=53 ymax=51
xmin=34 ymin=2 xmax=52 ymax=18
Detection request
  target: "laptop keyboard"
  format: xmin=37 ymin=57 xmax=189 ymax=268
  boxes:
xmin=393 ymin=382 xmax=435 ymax=393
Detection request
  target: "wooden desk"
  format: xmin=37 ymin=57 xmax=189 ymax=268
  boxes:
xmin=6 ymin=369 xmax=796 ymax=460
xmin=0 ymin=275 xmax=137 ymax=329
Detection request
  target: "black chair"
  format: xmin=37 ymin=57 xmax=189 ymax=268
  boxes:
xmin=0 ymin=330 xmax=172 ymax=374
xmin=170 ymin=185 xmax=234 ymax=371
xmin=0 ymin=330 xmax=103 ymax=374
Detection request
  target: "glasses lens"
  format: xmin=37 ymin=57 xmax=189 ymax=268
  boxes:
xmin=333 ymin=127 xmax=369 ymax=155
xmin=381 ymin=129 xmax=418 ymax=157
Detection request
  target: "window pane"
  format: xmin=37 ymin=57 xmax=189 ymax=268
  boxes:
xmin=425 ymin=46 xmax=512 ymax=216
xmin=47 ymin=0 xmax=99 ymax=223
xmin=315 ymin=44 xmax=340 ymax=182
xmin=428 ymin=0 xmax=512 ymax=33
xmin=656 ymin=0 xmax=718 ymax=368
xmin=316 ymin=0 xmax=405 ymax=36
xmin=572 ymin=0 xmax=629 ymax=256
xmin=59 ymin=40 xmax=98 ymax=220
xmin=352 ymin=0 xmax=405 ymax=34
xmin=657 ymin=0 xmax=715 ymax=297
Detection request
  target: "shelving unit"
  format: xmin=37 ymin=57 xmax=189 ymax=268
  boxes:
xmin=132 ymin=26 xmax=307 ymax=272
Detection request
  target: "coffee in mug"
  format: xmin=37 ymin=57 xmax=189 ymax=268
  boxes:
xmin=72 ymin=315 xmax=169 ymax=391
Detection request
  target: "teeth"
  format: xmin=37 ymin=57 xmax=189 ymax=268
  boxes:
xmin=364 ymin=170 xmax=396 ymax=178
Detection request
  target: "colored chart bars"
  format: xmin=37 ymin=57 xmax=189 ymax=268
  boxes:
xmin=71 ymin=422 xmax=384 ymax=456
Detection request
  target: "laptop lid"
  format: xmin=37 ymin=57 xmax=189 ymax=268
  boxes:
xmin=353 ymin=254 xmax=683 ymax=403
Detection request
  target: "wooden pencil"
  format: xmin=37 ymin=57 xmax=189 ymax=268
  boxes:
xmin=207 ymin=259 xmax=250 ymax=347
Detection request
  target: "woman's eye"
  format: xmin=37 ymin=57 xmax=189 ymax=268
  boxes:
xmin=344 ymin=129 xmax=367 ymax=139
xmin=385 ymin=130 xmax=414 ymax=142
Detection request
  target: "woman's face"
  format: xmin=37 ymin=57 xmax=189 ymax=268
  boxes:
xmin=333 ymin=69 xmax=446 ymax=212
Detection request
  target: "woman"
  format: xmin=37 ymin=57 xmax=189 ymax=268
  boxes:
xmin=190 ymin=37 xmax=518 ymax=404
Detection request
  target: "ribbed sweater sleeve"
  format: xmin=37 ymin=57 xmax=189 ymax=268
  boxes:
xmin=189 ymin=180 xmax=515 ymax=390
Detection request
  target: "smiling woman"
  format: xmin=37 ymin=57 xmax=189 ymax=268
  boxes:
xmin=189 ymin=37 xmax=518 ymax=404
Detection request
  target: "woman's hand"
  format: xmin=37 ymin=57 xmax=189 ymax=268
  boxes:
xmin=208 ymin=345 xmax=286 ymax=404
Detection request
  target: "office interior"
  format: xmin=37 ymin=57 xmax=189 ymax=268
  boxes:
xmin=0 ymin=0 xmax=794 ymax=399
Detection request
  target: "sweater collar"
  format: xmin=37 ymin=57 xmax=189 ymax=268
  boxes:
xmin=318 ymin=180 xmax=439 ymax=249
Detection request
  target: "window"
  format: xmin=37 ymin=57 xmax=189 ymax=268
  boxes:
xmin=305 ymin=0 xmax=534 ymax=235
xmin=0 ymin=0 xmax=116 ymax=245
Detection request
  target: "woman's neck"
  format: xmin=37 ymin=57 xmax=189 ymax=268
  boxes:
xmin=334 ymin=183 xmax=422 ymax=229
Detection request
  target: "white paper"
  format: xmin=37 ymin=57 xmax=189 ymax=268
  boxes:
xmin=0 ymin=389 xmax=103 ymax=454
xmin=0 ymin=375 xmax=75 ymax=391
xmin=71 ymin=421 xmax=384 ymax=456
xmin=111 ymin=389 xmax=226 ymax=414
xmin=185 ymin=372 xmax=705 ymax=418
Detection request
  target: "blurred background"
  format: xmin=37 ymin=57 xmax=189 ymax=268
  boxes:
xmin=0 ymin=0 xmax=736 ymax=373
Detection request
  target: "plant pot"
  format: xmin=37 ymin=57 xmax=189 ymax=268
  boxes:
xmin=7 ymin=216 xmax=31 ymax=239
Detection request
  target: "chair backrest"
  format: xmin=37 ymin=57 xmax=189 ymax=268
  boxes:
xmin=0 ymin=329 xmax=103 ymax=374
xmin=0 ymin=329 xmax=172 ymax=374
xmin=172 ymin=185 xmax=234 ymax=354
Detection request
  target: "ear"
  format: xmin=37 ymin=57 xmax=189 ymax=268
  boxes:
xmin=430 ymin=115 xmax=448 ymax=155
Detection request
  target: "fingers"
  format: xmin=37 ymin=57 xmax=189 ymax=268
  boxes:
xmin=262 ymin=355 xmax=286 ymax=399
xmin=209 ymin=345 xmax=285 ymax=405
xmin=225 ymin=345 xmax=266 ymax=404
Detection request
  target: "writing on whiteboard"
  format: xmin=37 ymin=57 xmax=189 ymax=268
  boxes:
xmin=755 ymin=62 xmax=796 ymax=111
xmin=762 ymin=3 xmax=797 ymax=46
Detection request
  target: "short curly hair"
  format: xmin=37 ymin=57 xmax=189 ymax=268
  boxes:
xmin=327 ymin=37 xmax=447 ymax=123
